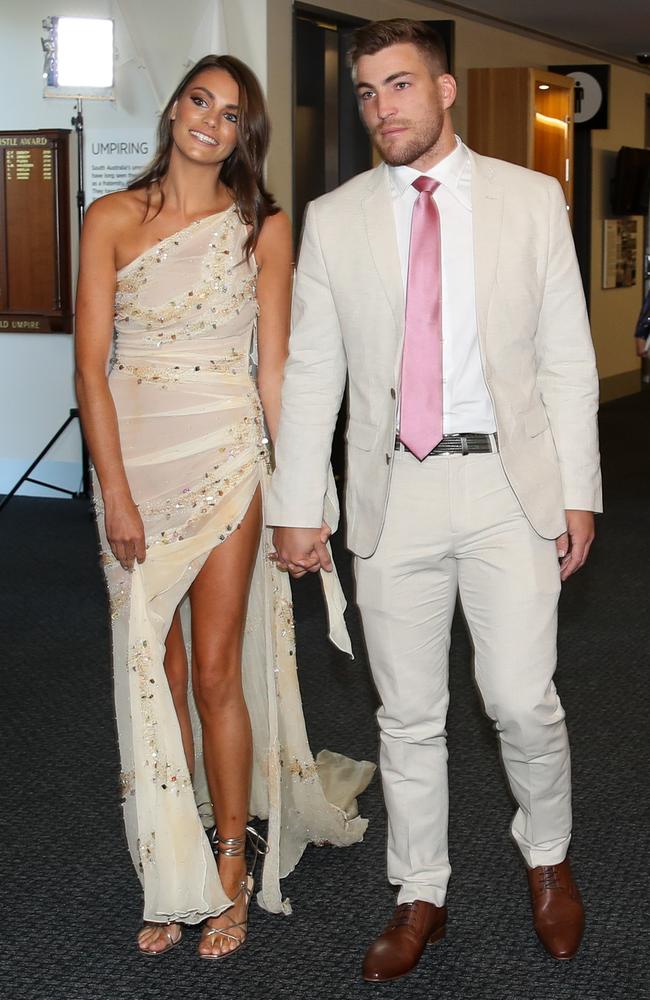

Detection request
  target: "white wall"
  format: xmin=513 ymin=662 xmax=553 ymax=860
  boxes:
xmin=0 ymin=0 xmax=268 ymax=498
xmin=1 ymin=1 xmax=156 ymax=496
xmin=223 ymin=0 xmax=267 ymax=90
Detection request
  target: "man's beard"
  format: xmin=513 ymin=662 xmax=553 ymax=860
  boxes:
xmin=373 ymin=117 xmax=444 ymax=167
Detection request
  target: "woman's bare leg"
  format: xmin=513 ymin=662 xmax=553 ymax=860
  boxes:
xmin=190 ymin=487 xmax=262 ymax=957
xmin=137 ymin=611 xmax=194 ymax=954
xmin=163 ymin=609 xmax=195 ymax=775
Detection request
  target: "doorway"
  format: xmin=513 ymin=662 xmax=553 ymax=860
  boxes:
xmin=293 ymin=6 xmax=371 ymax=478
xmin=293 ymin=6 xmax=371 ymax=241
xmin=642 ymin=94 xmax=650 ymax=386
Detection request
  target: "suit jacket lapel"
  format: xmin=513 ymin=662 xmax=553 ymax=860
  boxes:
xmin=469 ymin=150 xmax=503 ymax=346
xmin=361 ymin=163 xmax=404 ymax=333
xmin=359 ymin=154 xmax=503 ymax=356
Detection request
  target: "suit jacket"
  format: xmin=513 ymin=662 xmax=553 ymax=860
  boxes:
xmin=267 ymin=150 xmax=602 ymax=558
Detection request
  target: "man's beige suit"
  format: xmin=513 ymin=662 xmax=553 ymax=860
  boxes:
xmin=267 ymin=149 xmax=602 ymax=905
xmin=267 ymin=151 xmax=601 ymax=549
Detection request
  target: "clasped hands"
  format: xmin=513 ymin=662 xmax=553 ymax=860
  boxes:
xmin=271 ymin=523 xmax=333 ymax=578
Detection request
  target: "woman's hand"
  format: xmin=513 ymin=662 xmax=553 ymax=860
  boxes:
xmin=105 ymin=494 xmax=146 ymax=570
xmin=635 ymin=336 xmax=649 ymax=358
xmin=271 ymin=521 xmax=332 ymax=578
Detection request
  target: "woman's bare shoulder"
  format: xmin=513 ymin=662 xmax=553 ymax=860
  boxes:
xmin=83 ymin=188 xmax=150 ymax=238
xmin=256 ymin=209 xmax=292 ymax=262
xmin=258 ymin=209 xmax=291 ymax=238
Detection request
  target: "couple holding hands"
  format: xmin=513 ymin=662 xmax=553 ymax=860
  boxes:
xmin=76 ymin=17 xmax=600 ymax=981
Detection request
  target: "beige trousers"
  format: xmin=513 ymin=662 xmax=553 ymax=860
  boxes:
xmin=354 ymin=448 xmax=571 ymax=906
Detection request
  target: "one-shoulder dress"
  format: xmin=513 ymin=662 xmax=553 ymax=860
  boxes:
xmin=93 ymin=205 xmax=373 ymax=924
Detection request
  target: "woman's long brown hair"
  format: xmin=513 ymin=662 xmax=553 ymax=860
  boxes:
xmin=128 ymin=54 xmax=278 ymax=259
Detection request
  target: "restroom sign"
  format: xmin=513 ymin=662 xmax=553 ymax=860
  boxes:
xmin=549 ymin=64 xmax=609 ymax=130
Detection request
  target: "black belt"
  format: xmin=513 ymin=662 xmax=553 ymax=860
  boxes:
xmin=395 ymin=433 xmax=498 ymax=457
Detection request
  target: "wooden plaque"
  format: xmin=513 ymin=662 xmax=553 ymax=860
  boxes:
xmin=0 ymin=130 xmax=72 ymax=334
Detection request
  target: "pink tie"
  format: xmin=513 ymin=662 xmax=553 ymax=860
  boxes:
xmin=399 ymin=176 xmax=443 ymax=460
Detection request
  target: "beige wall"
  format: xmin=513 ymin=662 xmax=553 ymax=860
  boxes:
xmin=266 ymin=0 xmax=650 ymax=392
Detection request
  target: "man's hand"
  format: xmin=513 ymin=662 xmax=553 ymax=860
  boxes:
xmin=556 ymin=510 xmax=595 ymax=582
xmin=635 ymin=336 xmax=649 ymax=358
xmin=271 ymin=523 xmax=333 ymax=578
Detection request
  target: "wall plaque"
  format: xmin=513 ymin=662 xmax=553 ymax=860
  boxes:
xmin=0 ymin=130 xmax=72 ymax=334
xmin=602 ymin=217 xmax=638 ymax=289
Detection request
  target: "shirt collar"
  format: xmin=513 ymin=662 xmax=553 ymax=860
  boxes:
xmin=389 ymin=136 xmax=471 ymax=210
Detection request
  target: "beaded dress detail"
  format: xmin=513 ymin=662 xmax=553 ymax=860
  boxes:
xmin=94 ymin=206 xmax=373 ymax=924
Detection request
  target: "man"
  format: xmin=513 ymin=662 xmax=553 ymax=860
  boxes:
xmin=634 ymin=287 xmax=650 ymax=356
xmin=268 ymin=18 xmax=601 ymax=983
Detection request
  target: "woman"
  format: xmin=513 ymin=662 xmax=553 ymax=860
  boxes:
xmin=75 ymin=55 xmax=372 ymax=959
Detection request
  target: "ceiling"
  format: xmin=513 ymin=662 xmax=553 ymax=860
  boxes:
xmin=423 ymin=1 xmax=650 ymax=66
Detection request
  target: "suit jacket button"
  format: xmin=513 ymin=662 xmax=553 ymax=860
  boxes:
xmin=385 ymin=453 xmax=391 ymax=465
xmin=390 ymin=387 xmax=396 ymax=398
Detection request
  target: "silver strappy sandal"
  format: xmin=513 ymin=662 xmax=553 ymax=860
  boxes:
xmin=199 ymin=825 xmax=269 ymax=961
xmin=137 ymin=921 xmax=182 ymax=957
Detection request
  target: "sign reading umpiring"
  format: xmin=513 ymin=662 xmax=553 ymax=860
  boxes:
xmin=85 ymin=129 xmax=156 ymax=205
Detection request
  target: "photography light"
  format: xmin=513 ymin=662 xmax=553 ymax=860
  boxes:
xmin=8 ymin=15 xmax=119 ymax=507
xmin=40 ymin=14 xmax=117 ymax=230
xmin=42 ymin=16 xmax=114 ymax=99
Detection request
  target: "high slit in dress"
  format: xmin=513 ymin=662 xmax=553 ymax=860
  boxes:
xmin=94 ymin=204 xmax=374 ymax=924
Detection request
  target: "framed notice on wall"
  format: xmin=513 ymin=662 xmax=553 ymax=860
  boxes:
xmin=602 ymin=218 xmax=638 ymax=289
xmin=0 ymin=130 xmax=72 ymax=333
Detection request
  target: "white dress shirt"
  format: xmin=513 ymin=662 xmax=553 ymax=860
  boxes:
xmin=389 ymin=137 xmax=497 ymax=434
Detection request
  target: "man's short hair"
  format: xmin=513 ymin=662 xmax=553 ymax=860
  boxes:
xmin=348 ymin=18 xmax=449 ymax=77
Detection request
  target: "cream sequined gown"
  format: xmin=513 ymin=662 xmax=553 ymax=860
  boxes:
xmin=94 ymin=205 xmax=373 ymax=924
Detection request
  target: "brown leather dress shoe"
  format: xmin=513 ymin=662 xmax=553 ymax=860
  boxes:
xmin=527 ymin=858 xmax=585 ymax=960
xmin=362 ymin=900 xmax=447 ymax=983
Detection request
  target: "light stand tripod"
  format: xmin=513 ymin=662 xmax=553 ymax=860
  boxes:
xmin=71 ymin=99 xmax=86 ymax=234
xmin=0 ymin=409 xmax=90 ymax=512
xmin=0 ymin=102 xmax=90 ymax=514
